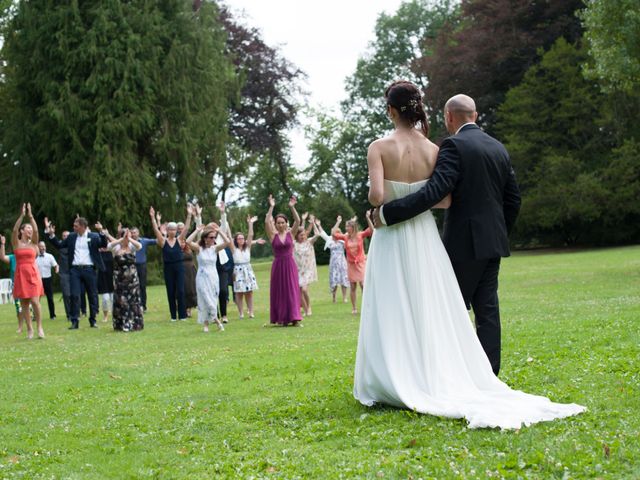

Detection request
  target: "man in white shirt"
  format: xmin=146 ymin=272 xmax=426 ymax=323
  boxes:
xmin=45 ymin=217 xmax=107 ymax=329
xmin=36 ymin=241 xmax=59 ymax=320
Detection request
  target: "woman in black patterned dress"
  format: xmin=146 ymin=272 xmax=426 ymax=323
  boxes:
xmin=108 ymin=229 xmax=144 ymax=332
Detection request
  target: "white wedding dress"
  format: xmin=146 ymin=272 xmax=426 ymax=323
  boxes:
xmin=353 ymin=179 xmax=586 ymax=429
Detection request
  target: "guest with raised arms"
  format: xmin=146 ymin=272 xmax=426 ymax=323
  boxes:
xmin=215 ymin=201 xmax=234 ymax=324
xmin=130 ymin=227 xmax=156 ymax=312
xmin=108 ymin=228 xmax=143 ymax=332
xmin=294 ymin=213 xmax=320 ymax=316
xmin=313 ymin=217 xmax=349 ymax=304
xmin=44 ymin=226 xmax=73 ymax=322
xmin=12 ymin=203 xmax=45 ymax=339
xmin=332 ymin=214 xmax=374 ymax=314
xmin=149 ymin=204 xmax=193 ymax=322
xmin=186 ymin=222 xmax=231 ymax=332
xmin=265 ymin=194 xmax=302 ymax=326
xmin=45 ymin=214 xmax=107 ymax=330
xmin=230 ymin=214 xmax=263 ymax=319
xmin=177 ymin=220 xmax=198 ymax=318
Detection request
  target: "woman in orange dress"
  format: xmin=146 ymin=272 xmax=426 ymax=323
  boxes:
xmin=11 ymin=203 xmax=44 ymax=339
xmin=332 ymin=212 xmax=374 ymax=314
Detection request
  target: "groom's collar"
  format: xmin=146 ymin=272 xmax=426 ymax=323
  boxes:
xmin=455 ymin=122 xmax=478 ymax=135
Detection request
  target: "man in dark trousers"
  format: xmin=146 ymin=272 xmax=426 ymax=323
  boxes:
xmin=374 ymin=94 xmax=521 ymax=375
xmin=35 ymin=241 xmax=59 ymax=319
xmin=45 ymin=217 xmax=108 ymax=329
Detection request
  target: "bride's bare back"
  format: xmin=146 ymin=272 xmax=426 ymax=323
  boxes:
xmin=367 ymin=128 xmax=439 ymax=206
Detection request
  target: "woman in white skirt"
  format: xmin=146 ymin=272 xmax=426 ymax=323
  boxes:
xmin=313 ymin=217 xmax=349 ymax=303
xmin=186 ymin=224 xmax=231 ymax=332
xmin=230 ymin=215 xmax=264 ymax=319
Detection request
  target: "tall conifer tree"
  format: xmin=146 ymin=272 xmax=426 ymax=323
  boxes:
xmin=0 ymin=0 xmax=236 ymax=228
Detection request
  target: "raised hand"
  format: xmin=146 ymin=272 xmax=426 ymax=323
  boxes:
xmin=95 ymin=221 xmax=104 ymax=231
xmin=44 ymin=217 xmax=51 ymax=231
xmin=267 ymin=194 xmax=275 ymax=207
xmin=301 ymin=211 xmax=309 ymax=221
xmin=248 ymin=215 xmax=258 ymax=223
xmin=309 ymin=214 xmax=316 ymax=223
xmin=315 ymin=218 xmax=322 ymax=226
xmin=26 ymin=203 xmax=33 ymax=216
xmin=365 ymin=209 xmax=371 ymax=219
xmin=336 ymin=215 xmax=342 ymax=224
xmin=156 ymin=211 xmax=162 ymax=224
xmin=149 ymin=206 xmax=156 ymax=218
xmin=218 ymin=201 xmax=225 ymax=213
xmin=288 ymin=196 xmax=297 ymax=207
xmin=20 ymin=203 xmax=26 ymax=216
xmin=195 ymin=203 xmax=203 ymax=217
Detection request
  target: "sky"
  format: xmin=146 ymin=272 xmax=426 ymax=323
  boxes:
xmin=223 ymin=0 xmax=406 ymax=165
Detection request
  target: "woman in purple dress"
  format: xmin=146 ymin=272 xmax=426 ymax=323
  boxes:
xmin=265 ymin=194 xmax=302 ymax=326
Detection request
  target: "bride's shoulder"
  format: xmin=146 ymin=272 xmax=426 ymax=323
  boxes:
xmin=368 ymin=136 xmax=393 ymax=150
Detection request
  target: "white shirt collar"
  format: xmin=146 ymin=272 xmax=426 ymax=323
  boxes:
xmin=455 ymin=122 xmax=477 ymax=135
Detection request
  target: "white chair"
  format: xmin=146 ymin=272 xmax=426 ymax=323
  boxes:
xmin=0 ymin=278 xmax=13 ymax=305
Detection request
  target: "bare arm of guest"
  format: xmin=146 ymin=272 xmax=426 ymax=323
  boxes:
xmin=265 ymin=195 xmax=276 ymax=241
xmin=27 ymin=203 xmax=39 ymax=245
xmin=11 ymin=204 xmax=26 ymax=250
xmin=149 ymin=207 xmax=166 ymax=247
xmin=289 ymin=196 xmax=301 ymax=239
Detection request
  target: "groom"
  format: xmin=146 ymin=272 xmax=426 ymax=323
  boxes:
xmin=373 ymin=94 xmax=521 ymax=375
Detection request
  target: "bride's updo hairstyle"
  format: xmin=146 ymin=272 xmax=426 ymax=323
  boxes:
xmin=384 ymin=80 xmax=429 ymax=137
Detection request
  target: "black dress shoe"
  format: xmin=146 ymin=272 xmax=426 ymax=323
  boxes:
xmin=68 ymin=325 xmax=79 ymax=330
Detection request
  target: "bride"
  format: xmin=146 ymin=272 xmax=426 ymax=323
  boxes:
xmin=353 ymin=80 xmax=585 ymax=429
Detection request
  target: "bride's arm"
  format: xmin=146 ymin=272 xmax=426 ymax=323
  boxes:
xmin=367 ymin=141 xmax=384 ymax=206
xmin=433 ymin=194 xmax=452 ymax=209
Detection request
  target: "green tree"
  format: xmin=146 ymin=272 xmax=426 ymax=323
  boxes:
xmin=419 ymin=0 xmax=584 ymax=133
xmin=217 ymin=6 xmax=305 ymax=203
xmin=496 ymin=38 xmax=639 ymax=245
xmin=580 ymin=0 xmax=640 ymax=93
xmin=0 ymin=0 xmax=236 ymax=229
xmin=305 ymin=0 xmax=457 ymax=215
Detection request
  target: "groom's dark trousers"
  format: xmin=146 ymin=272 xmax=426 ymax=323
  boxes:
xmin=451 ymin=258 xmax=501 ymax=375
xmin=381 ymin=124 xmax=521 ymax=376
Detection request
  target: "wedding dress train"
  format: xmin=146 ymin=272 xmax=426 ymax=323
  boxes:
xmin=353 ymin=180 xmax=586 ymax=429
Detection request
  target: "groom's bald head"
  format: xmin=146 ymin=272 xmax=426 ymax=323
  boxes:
xmin=444 ymin=94 xmax=478 ymax=134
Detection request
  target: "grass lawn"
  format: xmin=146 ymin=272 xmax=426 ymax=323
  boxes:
xmin=0 ymin=246 xmax=639 ymax=479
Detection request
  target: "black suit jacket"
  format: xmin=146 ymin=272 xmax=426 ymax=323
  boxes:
xmin=382 ymin=124 xmax=521 ymax=262
xmin=48 ymin=232 xmax=108 ymax=271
